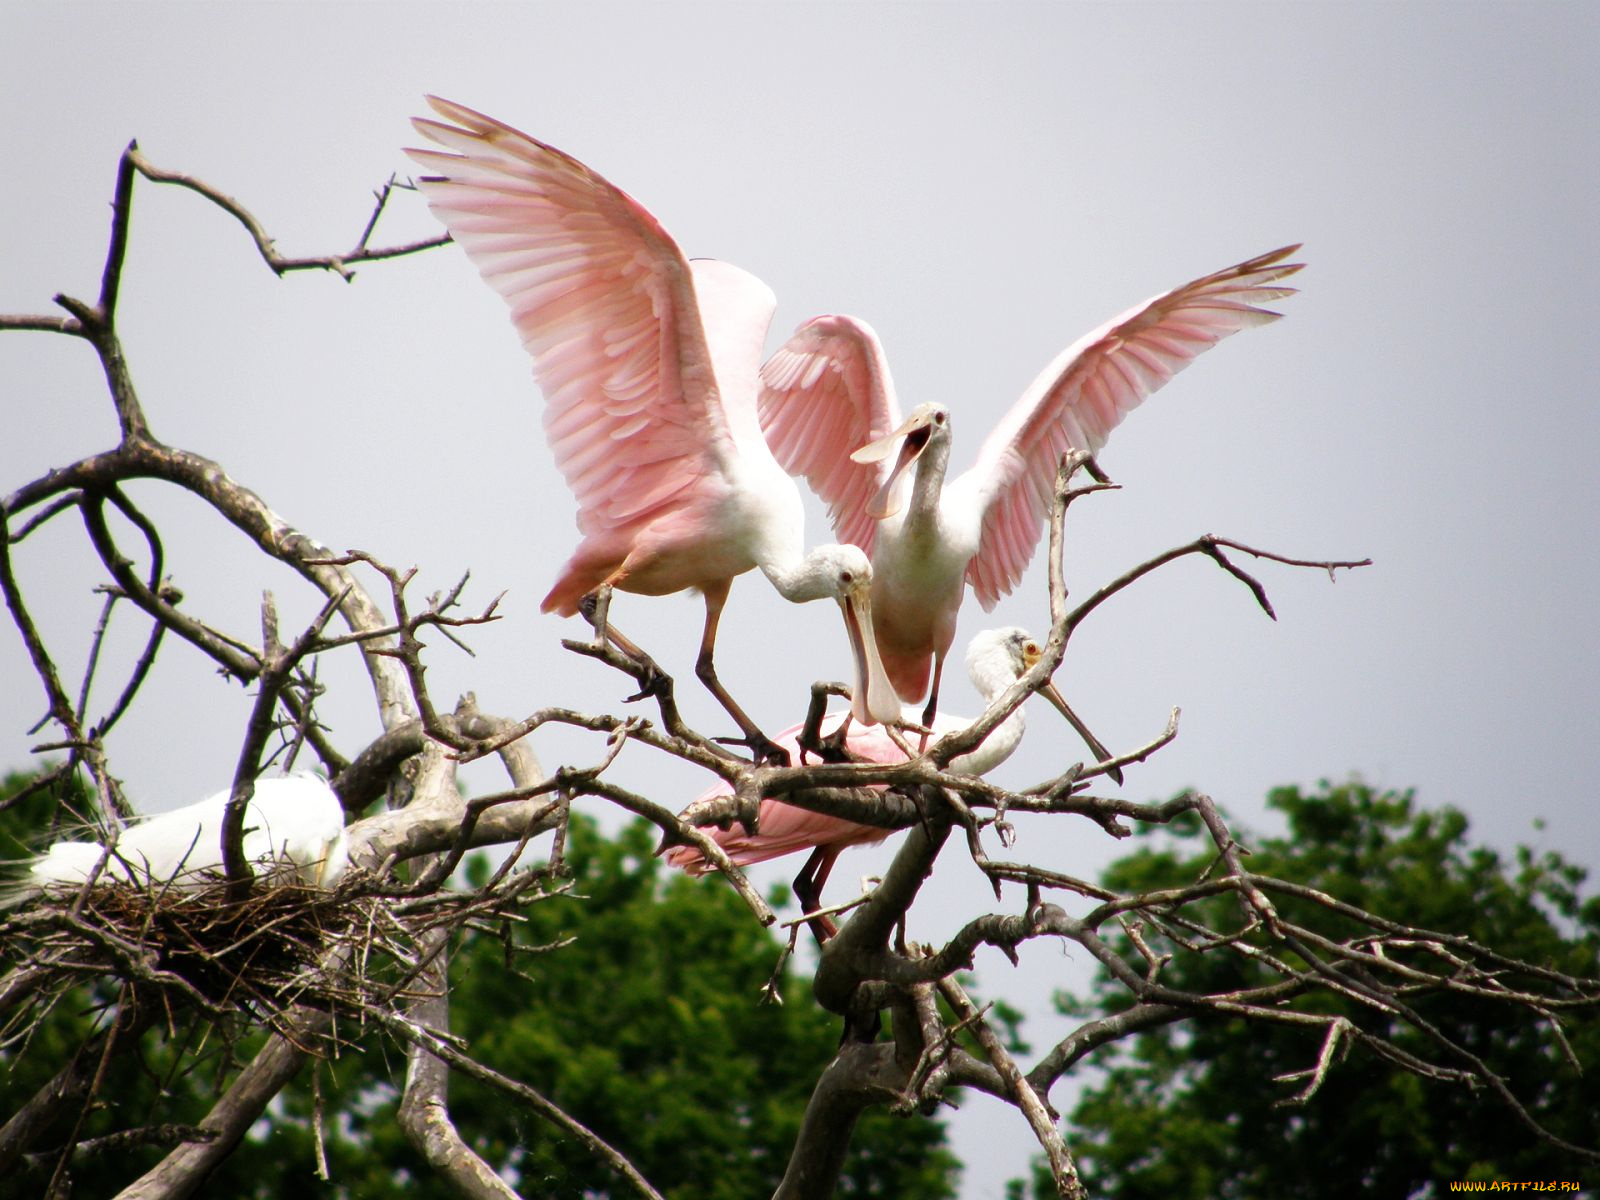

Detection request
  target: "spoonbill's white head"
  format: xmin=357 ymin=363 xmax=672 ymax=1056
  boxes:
xmin=785 ymin=544 xmax=902 ymax=726
xmin=967 ymin=627 xmax=1122 ymax=784
xmin=851 ymin=402 xmax=952 ymax=519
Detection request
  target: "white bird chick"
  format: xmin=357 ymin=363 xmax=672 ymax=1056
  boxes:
xmin=26 ymin=775 xmax=349 ymax=893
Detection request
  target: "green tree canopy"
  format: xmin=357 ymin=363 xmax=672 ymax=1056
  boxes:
xmin=1048 ymin=782 xmax=1599 ymax=1199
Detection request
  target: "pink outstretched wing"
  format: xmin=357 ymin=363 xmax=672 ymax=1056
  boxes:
xmin=407 ymin=97 xmax=736 ymax=536
xmin=758 ymin=315 xmax=903 ymax=557
xmin=954 ymin=245 xmax=1304 ymax=609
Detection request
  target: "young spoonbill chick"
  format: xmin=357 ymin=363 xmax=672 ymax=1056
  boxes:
xmin=25 ymin=775 xmax=348 ymax=893
xmin=666 ymin=627 xmax=1113 ymax=929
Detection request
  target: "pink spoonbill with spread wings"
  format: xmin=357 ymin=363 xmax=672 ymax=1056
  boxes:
xmin=666 ymin=626 xmax=1098 ymax=933
xmin=758 ymin=245 xmax=1303 ymax=736
xmin=406 ymin=99 xmax=900 ymax=757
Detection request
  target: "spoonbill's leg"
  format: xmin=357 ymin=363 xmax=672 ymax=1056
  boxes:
xmin=792 ymin=845 xmax=842 ymax=942
xmin=584 ymin=585 xmax=613 ymax=644
xmin=817 ymin=714 xmax=855 ymax=761
xmin=796 ymin=686 xmax=856 ymax=764
xmin=694 ymin=579 xmax=789 ymax=766
xmin=918 ymin=651 xmax=948 ymax=752
xmin=578 ymin=588 xmax=670 ymax=702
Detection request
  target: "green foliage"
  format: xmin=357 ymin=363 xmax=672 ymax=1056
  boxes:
xmin=1 ymin=771 xmax=958 ymax=1198
xmin=1038 ymin=782 xmax=1599 ymax=1199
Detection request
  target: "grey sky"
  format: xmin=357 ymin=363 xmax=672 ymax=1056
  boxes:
xmin=3 ymin=4 xmax=1596 ymax=1195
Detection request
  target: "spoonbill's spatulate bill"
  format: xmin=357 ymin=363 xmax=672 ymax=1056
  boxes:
xmin=666 ymin=627 xmax=1105 ymax=930
xmin=26 ymin=775 xmax=349 ymax=892
xmin=758 ymin=245 xmax=1303 ymax=731
xmin=406 ymin=98 xmax=900 ymax=755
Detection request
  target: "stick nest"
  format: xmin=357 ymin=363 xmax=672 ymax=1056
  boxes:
xmin=1 ymin=875 xmax=385 ymax=1049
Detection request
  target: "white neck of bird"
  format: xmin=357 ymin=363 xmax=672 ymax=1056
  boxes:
xmin=760 ymin=553 xmax=830 ymax=602
xmin=903 ymin=431 xmax=952 ymax=530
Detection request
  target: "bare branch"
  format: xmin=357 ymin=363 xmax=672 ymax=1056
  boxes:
xmin=938 ymin=975 xmax=1084 ymax=1200
xmin=0 ymin=314 xmax=85 ymax=336
xmin=1063 ymin=534 xmax=1369 ymax=639
xmin=372 ymin=1004 xmax=665 ymax=1200
xmin=222 ymin=589 xmax=347 ymax=888
xmin=80 ymin=489 xmax=262 ymax=680
xmin=397 ymin=923 xmax=520 ymax=1199
xmin=128 ymin=147 xmax=449 ymax=280
xmin=116 ymin=1029 xmax=321 ymax=1200
xmin=9 ymin=438 xmax=418 ymax=728
xmin=773 ymin=1042 xmax=910 ymax=1200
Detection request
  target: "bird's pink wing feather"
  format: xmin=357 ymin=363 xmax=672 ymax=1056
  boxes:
xmin=758 ymin=315 xmax=903 ymax=557
xmin=682 ymin=802 xmax=892 ymax=871
xmin=956 ymin=245 xmax=1304 ymax=609
xmin=663 ymin=715 xmax=905 ymax=873
xmin=407 ymin=97 xmax=734 ymax=534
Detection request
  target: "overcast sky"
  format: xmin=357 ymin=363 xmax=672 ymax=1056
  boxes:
xmin=3 ymin=4 xmax=1596 ymax=1195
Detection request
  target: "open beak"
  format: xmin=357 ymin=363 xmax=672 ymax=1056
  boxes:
xmin=1024 ymin=650 xmax=1124 ymax=785
xmin=839 ymin=585 xmax=902 ymax=726
xmin=853 ymin=414 xmax=933 ymax=520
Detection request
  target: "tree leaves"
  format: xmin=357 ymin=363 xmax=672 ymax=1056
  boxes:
xmin=1055 ymin=783 xmax=1599 ymax=1199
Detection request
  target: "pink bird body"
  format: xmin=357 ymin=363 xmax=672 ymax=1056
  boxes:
xmin=758 ymin=246 xmax=1303 ymax=719
xmin=666 ymin=627 xmax=1078 ymax=913
xmin=406 ymin=99 xmax=899 ymax=731
xmin=666 ymin=709 xmax=956 ymax=874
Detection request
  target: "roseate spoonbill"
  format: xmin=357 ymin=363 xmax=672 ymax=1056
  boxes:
xmin=23 ymin=775 xmax=349 ymax=892
xmin=665 ymin=627 xmax=1102 ymax=930
xmin=406 ymin=98 xmax=899 ymax=757
xmin=759 ymin=245 xmax=1303 ymax=733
